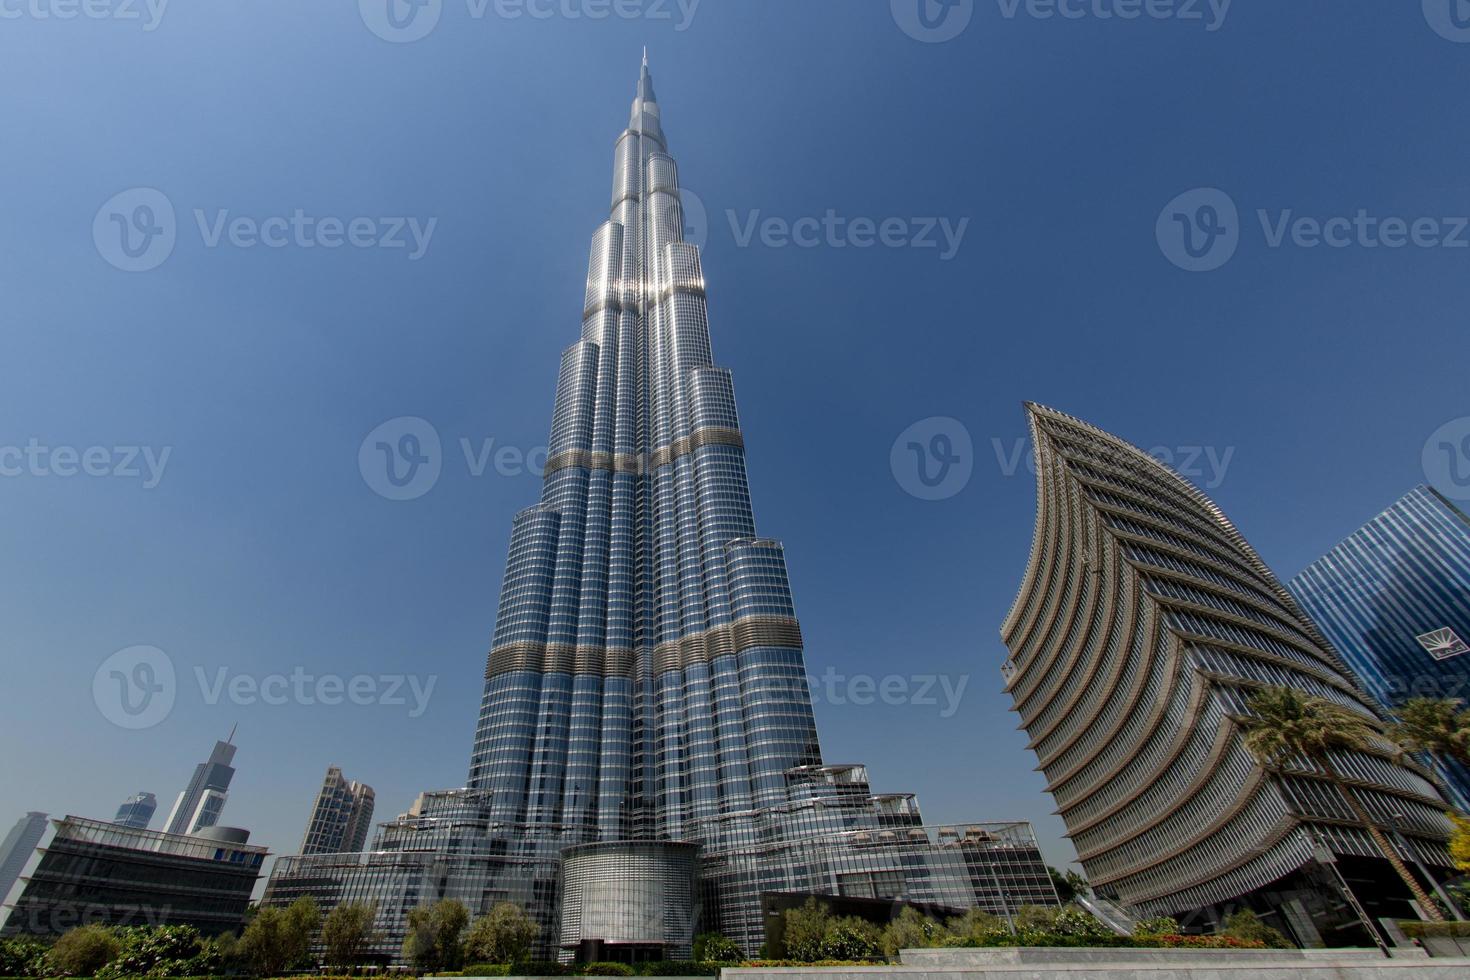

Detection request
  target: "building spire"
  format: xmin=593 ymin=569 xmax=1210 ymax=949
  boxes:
xmin=642 ymin=46 xmax=649 ymax=69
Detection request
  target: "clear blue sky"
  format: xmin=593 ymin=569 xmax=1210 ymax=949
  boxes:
xmin=2 ymin=2 xmax=1468 ymax=888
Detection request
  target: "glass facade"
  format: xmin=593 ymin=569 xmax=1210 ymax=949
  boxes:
xmin=1001 ymin=404 xmax=1455 ymax=936
xmin=300 ymin=767 xmax=376 ymax=855
xmin=261 ymin=58 xmax=1053 ymax=962
xmin=1288 ymin=486 xmax=1470 ymax=808
xmin=162 ymin=738 xmax=236 ymax=837
xmin=1 ymin=817 xmax=265 ymax=938
xmin=113 ymin=793 xmax=157 ymax=831
xmin=0 ymin=812 xmax=49 ymax=923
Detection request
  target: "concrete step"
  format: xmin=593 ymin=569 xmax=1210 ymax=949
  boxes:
xmin=724 ymin=961 xmax=1469 ymax=980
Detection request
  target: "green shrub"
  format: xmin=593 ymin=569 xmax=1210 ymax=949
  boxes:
xmin=461 ymin=964 xmax=513 ymax=977
xmin=48 ymin=924 xmax=121 ymax=976
xmin=1132 ymin=916 xmax=1180 ymax=938
xmin=1399 ymin=920 xmax=1470 ymax=938
xmin=464 ymin=903 xmax=539 ymax=967
xmin=880 ymin=907 xmax=945 ymax=956
xmin=578 ymin=962 xmax=634 ymax=976
xmin=778 ymin=898 xmax=831 ymax=962
xmin=691 ymin=932 xmax=741 ymax=962
xmin=95 ymin=925 xmax=214 ymax=979
xmin=1222 ymin=910 xmax=1293 ymax=949
xmin=0 ymin=938 xmax=51 ymax=978
xmin=818 ymin=916 xmax=882 ymax=960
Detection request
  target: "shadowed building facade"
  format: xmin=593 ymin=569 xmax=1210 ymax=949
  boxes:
xmin=1000 ymin=404 xmax=1455 ymax=944
xmin=261 ymin=58 xmax=1054 ymax=963
xmin=1 ymin=817 xmax=265 ymax=938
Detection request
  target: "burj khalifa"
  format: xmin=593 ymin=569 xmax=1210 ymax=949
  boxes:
xmin=262 ymin=57 xmax=1053 ymax=962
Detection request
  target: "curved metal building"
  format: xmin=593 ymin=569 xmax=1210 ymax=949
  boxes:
xmin=1000 ymin=403 xmax=1454 ymax=937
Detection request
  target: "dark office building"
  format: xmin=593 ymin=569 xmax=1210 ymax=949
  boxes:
xmin=2 ymin=817 xmax=266 ymax=938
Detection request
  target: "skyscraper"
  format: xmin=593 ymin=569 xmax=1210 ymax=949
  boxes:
xmin=1289 ymin=486 xmax=1470 ymax=808
xmin=0 ymin=812 xmax=48 ymax=915
xmin=300 ymin=767 xmax=376 ymax=855
xmin=1000 ymin=404 xmax=1455 ymax=945
xmin=114 ymin=792 xmax=157 ymax=830
xmin=163 ymin=734 xmax=237 ymax=837
xmin=262 ymin=57 xmax=1054 ymax=963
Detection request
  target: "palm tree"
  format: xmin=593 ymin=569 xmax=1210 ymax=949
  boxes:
xmin=1238 ymin=686 xmax=1445 ymax=922
xmin=1388 ymin=697 xmax=1470 ymax=769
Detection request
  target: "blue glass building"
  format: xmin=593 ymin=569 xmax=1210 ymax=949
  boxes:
xmin=261 ymin=57 xmax=1056 ymax=963
xmin=1289 ymin=486 xmax=1470 ymax=807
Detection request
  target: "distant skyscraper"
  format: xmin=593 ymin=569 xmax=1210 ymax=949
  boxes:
xmin=299 ymin=767 xmax=376 ymax=855
xmin=1001 ymin=404 xmax=1454 ymax=945
xmin=163 ymin=734 xmax=237 ymax=837
xmin=1289 ymin=485 xmax=1470 ymax=807
xmin=0 ymin=812 xmax=48 ymax=913
xmin=114 ymin=792 xmax=157 ymax=830
xmin=262 ymin=57 xmax=1053 ymax=964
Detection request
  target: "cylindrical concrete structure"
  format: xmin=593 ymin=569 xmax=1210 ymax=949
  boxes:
xmin=558 ymin=841 xmax=700 ymax=962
